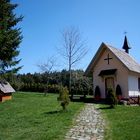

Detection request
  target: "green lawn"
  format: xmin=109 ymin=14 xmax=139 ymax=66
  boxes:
xmin=0 ymin=92 xmax=84 ymax=140
xmin=99 ymin=104 xmax=140 ymax=140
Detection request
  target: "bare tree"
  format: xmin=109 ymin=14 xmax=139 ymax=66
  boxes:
xmin=58 ymin=27 xmax=88 ymax=98
xmin=37 ymin=57 xmax=56 ymax=73
xmin=37 ymin=56 xmax=56 ymax=95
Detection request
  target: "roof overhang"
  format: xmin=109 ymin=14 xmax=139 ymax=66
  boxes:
xmin=98 ymin=69 xmax=117 ymax=76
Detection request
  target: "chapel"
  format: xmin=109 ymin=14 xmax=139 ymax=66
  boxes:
xmin=85 ymin=36 xmax=140 ymax=99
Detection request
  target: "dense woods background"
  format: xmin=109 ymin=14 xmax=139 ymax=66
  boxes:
xmin=3 ymin=69 xmax=93 ymax=95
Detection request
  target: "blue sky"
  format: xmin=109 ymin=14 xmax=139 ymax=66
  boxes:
xmin=12 ymin=0 xmax=140 ymax=74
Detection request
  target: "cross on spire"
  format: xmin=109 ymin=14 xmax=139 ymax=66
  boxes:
xmin=104 ymin=54 xmax=112 ymax=64
xmin=122 ymin=35 xmax=131 ymax=53
xmin=124 ymin=31 xmax=127 ymax=35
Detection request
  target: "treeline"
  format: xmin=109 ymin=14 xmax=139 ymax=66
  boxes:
xmin=4 ymin=69 xmax=93 ymax=95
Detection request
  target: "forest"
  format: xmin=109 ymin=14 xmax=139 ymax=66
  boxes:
xmin=3 ymin=69 xmax=93 ymax=95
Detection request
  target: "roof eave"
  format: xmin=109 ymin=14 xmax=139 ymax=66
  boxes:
xmin=84 ymin=42 xmax=107 ymax=76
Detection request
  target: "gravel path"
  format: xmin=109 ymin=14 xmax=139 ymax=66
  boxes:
xmin=65 ymin=103 xmax=105 ymax=140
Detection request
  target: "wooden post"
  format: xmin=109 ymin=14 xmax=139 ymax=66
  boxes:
xmin=138 ymin=95 xmax=140 ymax=105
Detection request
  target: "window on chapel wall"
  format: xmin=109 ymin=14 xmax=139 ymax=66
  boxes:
xmin=138 ymin=78 xmax=140 ymax=91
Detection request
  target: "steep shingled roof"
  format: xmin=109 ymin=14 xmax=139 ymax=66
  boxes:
xmin=0 ymin=81 xmax=15 ymax=93
xmin=85 ymin=43 xmax=140 ymax=75
xmin=108 ymin=44 xmax=140 ymax=73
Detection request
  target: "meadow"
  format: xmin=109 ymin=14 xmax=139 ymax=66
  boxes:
xmin=99 ymin=104 xmax=140 ymax=140
xmin=0 ymin=92 xmax=84 ymax=140
xmin=1 ymin=92 xmax=140 ymax=140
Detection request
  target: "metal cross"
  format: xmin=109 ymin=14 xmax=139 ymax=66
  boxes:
xmin=104 ymin=54 xmax=112 ymax=64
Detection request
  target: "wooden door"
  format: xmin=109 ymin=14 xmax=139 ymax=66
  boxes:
xmin=105 ymin=77 xmax=114 ymax=97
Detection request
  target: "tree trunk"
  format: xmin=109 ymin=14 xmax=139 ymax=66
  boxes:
xmin=69 ymin=62 xmax=73 ymax=99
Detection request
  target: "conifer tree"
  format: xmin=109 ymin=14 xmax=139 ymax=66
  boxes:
xmin=0 ymin=0 xmax=23 ymax=75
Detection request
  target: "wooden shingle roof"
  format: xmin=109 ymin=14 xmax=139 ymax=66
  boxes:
xmin=85 ymin=43 xmax=140 ymax=76
xmin=108 ymin=44 xmax=140 ymax=73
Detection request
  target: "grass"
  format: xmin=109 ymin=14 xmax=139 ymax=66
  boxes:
xmin=99 ymin=104 xmax=140 ymax=140
xmin=0 ymin=92 xmax=84 ymax=140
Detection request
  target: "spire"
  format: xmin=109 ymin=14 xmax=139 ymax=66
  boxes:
xmin=122 ymin=35 xmax=131 ymax=53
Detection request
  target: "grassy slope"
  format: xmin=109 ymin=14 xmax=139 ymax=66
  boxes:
xmin=100 ymin=105 xmax=140 ymax=140
xmin=0 ymin=92 xmax=84 ymax=140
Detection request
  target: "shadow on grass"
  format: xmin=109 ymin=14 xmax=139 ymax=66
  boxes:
xmin=71 ymin=97 xmax=96 ymax=103
xmin=43 ymin=110 xmax=65 ymax=115
xmin=71 ymin=96 xmax=107 ymax=104
xmin=97 ymin=106 xmax=116 ymax=110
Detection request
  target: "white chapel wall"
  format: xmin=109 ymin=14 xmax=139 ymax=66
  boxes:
xmin=128 ymin=75 xmax=140 ymax=96
xmin=93 ymin=48 xmax=129 ymax=98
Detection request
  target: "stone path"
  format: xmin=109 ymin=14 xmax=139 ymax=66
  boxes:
xmin=65 ymin=104 xmax=105 ymax=140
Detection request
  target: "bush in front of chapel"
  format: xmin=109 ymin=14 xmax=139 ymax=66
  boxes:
xmin=107 ymin=88 xmax=118 ymax=108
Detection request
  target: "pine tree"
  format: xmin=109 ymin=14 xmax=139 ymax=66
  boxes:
xmin=0 ymin=0 xmax=23 ymax=75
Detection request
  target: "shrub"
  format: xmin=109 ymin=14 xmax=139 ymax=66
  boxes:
xmin=95 ymin=86 xmax=101 ymax=99
xmin=57 ymin=86 xmax=70 ymax=110
xmin=116 ymin=84 xmax=122 ymax=101
xmin=107 ymin=88 xmax=117 ymax=108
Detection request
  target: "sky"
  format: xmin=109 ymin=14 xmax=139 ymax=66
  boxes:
xmin=12 ymin=0 xmax=140 ymax=74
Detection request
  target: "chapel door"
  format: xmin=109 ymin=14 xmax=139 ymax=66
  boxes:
xmin=105 ymin=77 xmax=114 ymax=97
